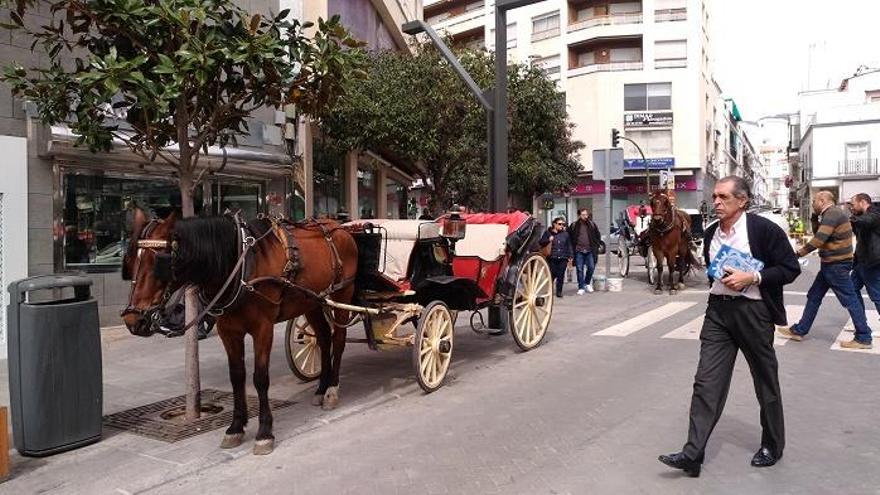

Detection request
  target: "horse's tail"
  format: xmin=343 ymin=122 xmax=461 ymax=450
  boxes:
xmin=684 ymin=241 xmax=702 ymax=273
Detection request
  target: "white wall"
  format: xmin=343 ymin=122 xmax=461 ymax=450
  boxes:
xmin=0 ymin=136 xmax=28 ymax=359
xmin=810 ymin=121 xmax=880 ymax=179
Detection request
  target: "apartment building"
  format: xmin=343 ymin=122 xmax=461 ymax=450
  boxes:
xmin=424 ymin=0 xmax=715 ymax=228
xmin=796 ymin=67 xmax=880 ymax=209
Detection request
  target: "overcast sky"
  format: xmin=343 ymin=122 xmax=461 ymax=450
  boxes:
xmin=711 ymin=0 xmax=880 ymax=121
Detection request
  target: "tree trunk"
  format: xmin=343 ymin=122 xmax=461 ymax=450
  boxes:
xmin=180 ymin=170 xmax=201 ymax=421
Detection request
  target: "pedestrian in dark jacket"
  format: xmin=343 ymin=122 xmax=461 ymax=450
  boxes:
xmin=849 ymin=192 xmax=880 ymax=325
xmin=568 ymin=208 xmax=601 ymax=294
xmin=540 ymin=216 xmax=573 ymax=298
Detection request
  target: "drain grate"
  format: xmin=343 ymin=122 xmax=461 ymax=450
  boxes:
xmin=103 ymin=388 xmax=295 ymax=443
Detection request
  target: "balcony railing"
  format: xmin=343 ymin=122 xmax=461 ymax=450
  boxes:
xmin=839 ymin=158 xmax=879 ymax=176
xmin=569 ymin=61 xmax=643 ymax=77
xmin=568 ymin=12 xmax=643 ymax=32
xmin=531 ymin=27 xmax=560 ymax=42
xmin=655 ymin=8 xmax=687 ymax=22
xmin=655 ymin=58 xmax=687 ymax=69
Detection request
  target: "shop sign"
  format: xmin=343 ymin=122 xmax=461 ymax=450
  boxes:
xmin=623 ymin=157 xmax=675 ymax=170
xmin=624 ymin=112 xmax=673 ymax=128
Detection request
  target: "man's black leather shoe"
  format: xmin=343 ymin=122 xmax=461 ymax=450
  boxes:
xmin=658 ymin=452 xmax=701 ymax=477
xmin=750 ymin=447 xmax=781 ymax=467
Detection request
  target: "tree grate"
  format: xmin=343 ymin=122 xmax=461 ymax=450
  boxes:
xmin=103 ymin=388 xmax=295 ymax=443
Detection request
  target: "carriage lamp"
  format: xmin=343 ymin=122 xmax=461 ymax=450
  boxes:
xmin=441 ymin=205 xmax=467 ymax=241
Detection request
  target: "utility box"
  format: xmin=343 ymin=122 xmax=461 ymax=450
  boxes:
xmin=7 ymin=274 xmax=102 ymax=456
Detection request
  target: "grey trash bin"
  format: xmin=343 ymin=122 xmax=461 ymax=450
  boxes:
xmin=7 ymin=274 xmax=102 ymax=456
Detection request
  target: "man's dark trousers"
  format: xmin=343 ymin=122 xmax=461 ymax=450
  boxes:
xmin=683 ymin=296 xmax=784 ymax=461
xmin=852 ymin=263 xmax=880 ymax=318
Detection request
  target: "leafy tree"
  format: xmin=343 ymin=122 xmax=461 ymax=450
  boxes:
xmin=1 ymin=0 xmax=365 ymax=419
xmin=318 ymin=44 xmax=582 ymax=214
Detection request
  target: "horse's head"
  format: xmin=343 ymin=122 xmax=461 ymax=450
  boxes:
xmin=650 ymin=191 xmax=672 ymax=226
xmin=121 ymin=207 xmax=179 ymax=336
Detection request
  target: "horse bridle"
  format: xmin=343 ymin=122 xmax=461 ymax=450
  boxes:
xmin=650 ymin=193 xmax=676 ymax=235
xmin=120 ymin=219 xmax=178 ymax=333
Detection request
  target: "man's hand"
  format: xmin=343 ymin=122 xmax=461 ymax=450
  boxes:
xmin=721 ymin=267 xmax=754 ymax=291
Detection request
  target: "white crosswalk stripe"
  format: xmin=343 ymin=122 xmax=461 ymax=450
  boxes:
xmin=593 ymin=302 xmax=697 ymax=337
xmin=660 ymin=305 xmax=805 ymax=347
xmin=831 ymin=310 xmax=880 ymax=354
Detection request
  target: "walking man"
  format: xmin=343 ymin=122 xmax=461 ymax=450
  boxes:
xmin=777 ymin=191 xmax=873 ymax=349
xmin=539 ymin=217 xmax=573 ymax=298
xmin=568 ymin=208 xmax=601 ymax=295
xmin=849 ymin=193 xmax=880 ymax=331
xmin=659 ymin=176 xmax=800 ymax=477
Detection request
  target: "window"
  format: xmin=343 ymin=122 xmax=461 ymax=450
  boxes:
xmin=655 ymin=40 xmax=687 ymax=67
xmin=656 ymin=0 xmax=686 ymax=9
xmin=489 ymin=23 xmax=517 ymax=48
xmin=846 ymin=142 xmax=870 ymax=161
xmin=575 ymin=7 xmax=594 ymax=21
xmin=609 ymin=2 xmax=642 ymax=14
xmin=867 ymin=90 xmax=880 ymax=103
xmin=610 ymin=46 xmax=641 ymax=62
xmin=532 ymin=11 xmax=560 ymax=40
xmin=386 ymin=178 xmax=408 ymax=219
xmin=624 ymin=83 xmax=671 ymax=111
xmin=61 ymin=173 xmax=205 ymax=271
xmin=624 ymin=130 xmax=673 ymax=156
xmin=536 ymin=54 xmax=561 ymax=75
xmin=358 ymin=167 xmax=377 ymax=219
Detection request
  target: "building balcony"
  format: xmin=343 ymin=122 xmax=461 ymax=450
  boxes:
xmin=839 ymin=159 xmax=879 ymax=177
xmin=654 ymin=8 xmax=687 ymax=22
xmin=568 ymin=12 xmax=643 ymax=32
xmin=428 ymin=8 xmax=485 ymax=36
xmin=568 ymin=61 xmax=643 ymax=77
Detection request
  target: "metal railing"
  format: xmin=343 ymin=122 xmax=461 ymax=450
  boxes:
xmin=568 ymin=61 xmax=643 ymax=77
xmin=654 ymin=8 xmax=687 ymax=22
xmin=568 ymin=12 xmax=643 ymax=32
xmin=839 ymin=158 xmax=879 ymax=176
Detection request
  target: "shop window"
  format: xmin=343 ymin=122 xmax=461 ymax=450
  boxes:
xmin=313 ymin=139 xmax=347 ymax=218
xmin=61 ymin=173 xmax=204 ymax=272
xmin=386 ymin=179 xmax=409 ymax=219
xmin=358 ymin=167 xmax=377 ymax=219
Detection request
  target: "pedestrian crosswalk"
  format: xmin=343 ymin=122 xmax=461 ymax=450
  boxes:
xmin=593 ymin=302 xmax=879 ymax=354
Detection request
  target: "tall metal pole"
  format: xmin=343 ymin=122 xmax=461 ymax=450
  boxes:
xmin=620 ymin=135 xmax=649 ymax=196
xmin=604 ymin=149 xmax=612 ymax=290
xmin=493 ymin=8 xmax=508 ymax=212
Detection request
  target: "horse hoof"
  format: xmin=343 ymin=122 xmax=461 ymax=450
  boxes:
xmin=654 ymin=289 xmax=663 ymax=295
xmin=253 ymin=438 xmax=275 ymax=456
xmin=322 ymin=386 xmax=339 ymax=411
xmin=311 ymin=394 xmax=324 ymax=407
xmin=670 ymin=290 xmax=678 ymax=296
xmin=219 ymin=432 xmax=244 ymax=449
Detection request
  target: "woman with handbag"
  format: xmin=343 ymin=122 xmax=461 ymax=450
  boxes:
xmin=539 ymin=216 xmax=574 ymax=298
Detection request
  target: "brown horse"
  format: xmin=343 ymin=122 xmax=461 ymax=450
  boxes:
xmin=648 ymin=191 xmax=699 ymax=295
xmin=121 ymin=208 xmax=357 ymax=455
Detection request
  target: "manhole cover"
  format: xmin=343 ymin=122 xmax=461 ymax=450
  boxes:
xmin=103 ymin=389 xmax=295 ymax=442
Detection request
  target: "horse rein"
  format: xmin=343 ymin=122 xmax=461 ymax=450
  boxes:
xmin=120 ymin=219 xmax=176 ymax=330
xmin=650 ymin=194 xmax=676 ymax=235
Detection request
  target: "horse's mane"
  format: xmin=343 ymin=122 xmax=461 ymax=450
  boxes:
xmin=173 ymin=216 xmax=240 ymax=287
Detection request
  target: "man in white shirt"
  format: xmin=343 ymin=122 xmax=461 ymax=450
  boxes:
xmin=659 ymin=176 xmax=801 ymax=477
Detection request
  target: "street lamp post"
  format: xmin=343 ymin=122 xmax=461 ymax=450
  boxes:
xmin=619 ymin=135 xmax=650 ymax=196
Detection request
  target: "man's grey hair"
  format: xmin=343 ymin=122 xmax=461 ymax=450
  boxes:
xmin=718 ymin=175 xmax=752 ymax=204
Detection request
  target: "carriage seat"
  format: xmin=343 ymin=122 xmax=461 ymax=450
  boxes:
xmin=346 ymin=219 xmax=440 ymax=282
xmin=455 ymin=224 xmax=509 ymax=261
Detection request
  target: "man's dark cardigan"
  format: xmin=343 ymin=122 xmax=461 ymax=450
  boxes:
xmin=703 ymin=213 xmax=801 ymax=325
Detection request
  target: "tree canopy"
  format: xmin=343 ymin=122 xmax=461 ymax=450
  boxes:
xmin=318 ymin=43 xmax=583 ymax=212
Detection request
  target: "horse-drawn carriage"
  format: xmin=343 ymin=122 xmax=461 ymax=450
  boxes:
xmin=286 ymin=211 xmax=554 ymax=392
xmin=609 ymin=204 xmax=657 ymax=285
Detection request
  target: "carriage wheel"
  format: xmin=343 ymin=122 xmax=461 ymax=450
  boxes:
xmin=646 ymin=249 xmax=658 ymax=286
xmin=510 ymin=253 xmax=553 ymax=351
xmin=618 ymin=245 xmax=631 ymax=278
xmin=413 ymin=302 xmax=454 ymax=393
xmin=285 ymin=316 xmax=322 ymax=382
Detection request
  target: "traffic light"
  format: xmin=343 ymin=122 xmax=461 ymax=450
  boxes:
xmin=611 ymin=128 xmax=620 ymax=148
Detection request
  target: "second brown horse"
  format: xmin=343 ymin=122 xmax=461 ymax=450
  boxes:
xmin=648 ymin=191 xmax=700 ymax=294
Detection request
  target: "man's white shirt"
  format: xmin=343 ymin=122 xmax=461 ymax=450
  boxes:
xmin=709 ymin=212 xmax=762 ymax=300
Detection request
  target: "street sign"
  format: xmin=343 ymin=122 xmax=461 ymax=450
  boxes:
xmin=593 ymin=148 xmax=624 ymax=181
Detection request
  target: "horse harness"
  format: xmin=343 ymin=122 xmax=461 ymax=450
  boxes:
xmin=650 ymin=193 xmax=678 ymax=236
xmin=123 ymin=213 xmax=354 ymax=334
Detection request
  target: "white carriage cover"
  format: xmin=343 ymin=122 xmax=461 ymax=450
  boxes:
xmin=346 ymin=219 xmax=439 ymax=282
